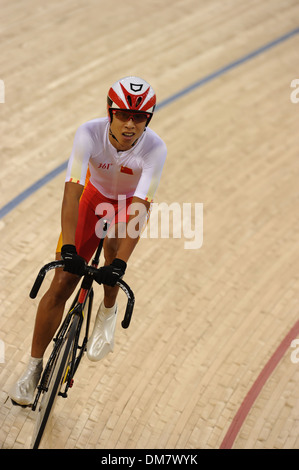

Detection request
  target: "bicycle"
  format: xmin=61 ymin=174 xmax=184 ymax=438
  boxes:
xmin=27 ymin=225 xmax=135 ymax=449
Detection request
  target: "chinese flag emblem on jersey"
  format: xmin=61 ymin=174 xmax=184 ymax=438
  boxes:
xmin=120 ymin=166 xmax=133 ymax=175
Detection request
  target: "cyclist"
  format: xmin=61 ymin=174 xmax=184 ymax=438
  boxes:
xmin=10 ymin=76 xmax=167 ymax=406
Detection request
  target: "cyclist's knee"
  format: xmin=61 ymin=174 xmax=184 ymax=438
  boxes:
xmin=49 ymin=269 xmax=79 ymax=303
xmin=104 ymin=238 xmax=118 ymax=265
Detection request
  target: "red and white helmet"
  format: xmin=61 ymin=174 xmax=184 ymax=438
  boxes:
xmin=107 ymin=76 xmax=156 ymax=125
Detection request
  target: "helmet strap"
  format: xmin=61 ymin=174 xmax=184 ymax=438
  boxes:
xmin=109 ymin=127 xmax=120 ymax=143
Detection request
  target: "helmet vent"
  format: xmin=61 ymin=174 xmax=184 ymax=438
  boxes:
xmin=127 ymin=95 xmax=132 ymax=107
xmin=136 ymin=97 xmax=143 ymax=107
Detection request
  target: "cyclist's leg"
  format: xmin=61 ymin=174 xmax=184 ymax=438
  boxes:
xmin=102 ymin=197 xmax=151 ymax=307
xmin=102 ymin=223 xmax=124 ymax=307
xmin=101 ymin=194 xmax=133 ymax=307
xmin=31 ymin=265 xmax=80 ymax=358
xmin=10 ymin=267 xmax=80 ymax=406
xmin=86 ymin=223 xmax=124 ymax=362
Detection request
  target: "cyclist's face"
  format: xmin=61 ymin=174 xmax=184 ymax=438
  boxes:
xmin=109 ymin=111 xmax=147 ymax=151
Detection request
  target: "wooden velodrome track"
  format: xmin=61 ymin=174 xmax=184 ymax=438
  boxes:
xmin=0 ymin=0 xmax=299 ymax=450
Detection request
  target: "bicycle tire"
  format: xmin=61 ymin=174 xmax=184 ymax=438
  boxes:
xmin=31 ymin=315 xmax=80 ymax=449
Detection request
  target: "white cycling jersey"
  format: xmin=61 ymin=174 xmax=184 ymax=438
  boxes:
xmin=65 ymin=117 xmax=167 ymax=202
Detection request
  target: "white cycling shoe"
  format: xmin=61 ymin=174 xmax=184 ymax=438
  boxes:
xmin=9 ymin=357 xmax=43 ymax=407
xmin=87 ymin=301 xmax=118 ymax=361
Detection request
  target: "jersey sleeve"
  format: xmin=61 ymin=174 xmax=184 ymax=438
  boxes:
xmin=65 ymin=124 xmax=93 ymax=185
xmin=133 ymin=140 xmax=167 ymax=202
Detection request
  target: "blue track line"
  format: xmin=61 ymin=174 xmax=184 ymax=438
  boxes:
xmin=0 ymin=162 xmax=68 ymax=219
xmin=1 ymin=26 xmax=299 ymax=220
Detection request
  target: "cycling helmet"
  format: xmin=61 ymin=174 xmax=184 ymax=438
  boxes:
xmin=107 ymin=76 xmax=156 ymax=126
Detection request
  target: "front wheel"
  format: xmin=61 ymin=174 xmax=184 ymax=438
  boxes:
xmin=31 ymin=315 xmax=79 ymax=449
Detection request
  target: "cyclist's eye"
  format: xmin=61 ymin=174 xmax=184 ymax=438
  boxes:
xmin=134 ymin=114 xmax=147 ymax=123
xmin=118 ymin=112 xmax=128 ymax=121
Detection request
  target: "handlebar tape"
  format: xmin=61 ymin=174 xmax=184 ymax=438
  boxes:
xmin=29 ymin=261 xmax=64 ymax=298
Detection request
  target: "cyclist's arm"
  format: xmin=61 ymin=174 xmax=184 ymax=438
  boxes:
xmin=116 ymin=141 xmax=166 ymax=263
xmin=61 ymin=122 xmax=94 ymax=246
xmin=133 ymin=139 xmax=167 ymax=203
xmin=61 ymin=182 xmax=84 ymax=246
xmin=116 ymin=196 xmax=151 ymax=263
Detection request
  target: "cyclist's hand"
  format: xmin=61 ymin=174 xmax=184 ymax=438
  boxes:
xmin=95 ymin=258 xmax=127 ymax=287
xmin=61 ymin=244 xmax=86 ymax=276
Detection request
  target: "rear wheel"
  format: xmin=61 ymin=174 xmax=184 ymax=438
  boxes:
xmin=31 ymin=315 xmax=79 ymax=449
